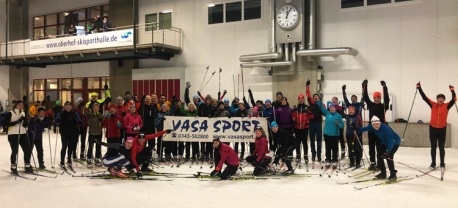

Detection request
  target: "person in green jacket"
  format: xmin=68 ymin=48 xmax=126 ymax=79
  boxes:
xmin=180 ymin=102 xmax=199 ymax=161
xmin=316 ymin=101 xmax=344 ymax=169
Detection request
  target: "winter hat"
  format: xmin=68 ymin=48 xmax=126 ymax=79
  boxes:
xmin=90 ymin=92 xmax=98 ymax=97
xmin=161 ymin=104 xmax=168 ymax=109
xmin=265 ymin=99 xmax=272 ymax=104
xmin=332 ymin=96 xmax=338 ymax=101
xmin=328 ymin=104 xmax=337 ymax=109
xmin=56 ymin=100 xmax=61 ymax=105
xmin=276 ymin=92 xmax=283 ymax=97
xmin=270 ymin=121 xmax=279 ymax=128
xmin=373 ymin=92 xmax=381 ymax=98
xmin=205 ymin=95 xmax=212 ymax=101
xmin=282 ymin=97 xmax=288 ymax=102
xmin=37 ymin=107 xmax=46 ymax=113
xmin=234 ymin=97 xmax=240 ymax=101
xmin=371 ymin=116 xmax=381 ymax=124
xmin=138 ymin=132 xmax=145 ymax=139
xmin=298 ymin=94 xmax=305 ymax=99
xmin=76 ymin=97 xmax=83 ymax=104
xmin=193 ymin=95 xmax=199 ymax=99
xmin=256 ymin=100 xmax=263 ymax=105
xmin=125 ymin=136 xmax=134 ymax=143
xmin=253 ymin=106 xmax=259 ymax=111
xmin=64 ymin=101 xmax=72 ymax=106
xmin=417 ymin=120 xmax=424 ymax=124
xmin=224 ymin=99 xmax=230 ymax=103
xmin=437 ymin=94 xmax=446 ymax=100
xmin=213 ymin=137 xmax=221 ymax=142
xmin=255 ymin=126 xmax=264 ymax=133
xmin=117 ymin=96 xmax=123 ymax=101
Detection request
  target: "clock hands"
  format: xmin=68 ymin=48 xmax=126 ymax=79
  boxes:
xmin=286 ymin=7 xmax=292 ymax=19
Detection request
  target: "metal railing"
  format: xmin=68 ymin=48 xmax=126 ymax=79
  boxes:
xmin=0 ymin=23 xmax=182 ymax=60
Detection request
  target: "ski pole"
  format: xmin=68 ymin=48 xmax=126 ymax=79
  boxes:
xmin=387 ymin=158 xmax=442 ymax=181
xmin=199 ymin=66 xmax=210 ymax=92
xmin=353 ymin=130 xmax=369 ymax=168
xmin=233 ymin=74 xmax=236 ymax=98
xmin=219 ymin=68 xmax=222 ymax=93
xmin=201 ymin=71 xmax=216 ymax=91
xmin=402 ymin=89 xmax=418 ymax=141
xmin=240 ymin=64 xmax=245 ymax=98
xmin=237 ymin=74 xmax=240 ymax=98
xmin=53 ymin=124 xmax=58 ymax=168
xmin=48 ymin=123 xmax=53 ymax=168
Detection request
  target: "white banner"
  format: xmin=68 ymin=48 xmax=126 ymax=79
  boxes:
xmin=163 ymin=116 xmax=269 ymax=142
xmin=29 ymin=29 xmax=134 ymax=55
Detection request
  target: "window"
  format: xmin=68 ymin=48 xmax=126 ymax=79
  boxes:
xmin=208 ymin=4 xmax=224 ymax=24
xmin=244 ymin=0 xmax=261 ymax=20
xmin=341 ymin=0 xmax=364 ymax=8
xmin=367 ymin=0 xmax=391 ymax=6
xmin=88 ymin=78 xmax=100 ymax=89
xmin=226 ymin=2 xmax=242 ymax=22
xmin=47 ymin=79 xmax=58 ymax=90
xmin=145 ymin=12 xmax=173 ymax=31
xmin=33 ymin=77 xmax=109 ymax=102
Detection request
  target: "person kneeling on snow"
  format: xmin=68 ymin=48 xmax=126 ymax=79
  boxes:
xmin=245 ymin=127 xmax=272 ymax=176
xmin=128 ymin=129 xmax=172 ymax=178
xmin=358 ymin=116 xmax=401 ymax=181
xmin=210 ymin=138 xmax=240 ymax=180
xmin=271 ymin=121 xmax=296 ymax=174
xmin=95 ymin=136 xmax=134 ymax=178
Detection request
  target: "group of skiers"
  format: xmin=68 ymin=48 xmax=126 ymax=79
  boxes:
xmin=2 ymin=79 xmax=453 ymax=181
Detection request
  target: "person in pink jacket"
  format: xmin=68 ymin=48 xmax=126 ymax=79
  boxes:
xmin=245 ymin=126 xmax=272 ymax=176
xmin=124 ymin=105 xmax=143 ymax=138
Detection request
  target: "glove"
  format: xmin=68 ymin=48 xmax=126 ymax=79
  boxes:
xmin=186 ymin=81 xmax=191 ymax=89
xmin=197 ymin=91 xmax=202 ymax=97
xmin=342 ymin=84 xmax=346 ymax=91
xmin=380 ymin=80 xmax=386 ymax=86
xmin=416 ymin=82 xmax=421 ymax=89
xmin=248 ymin=89 xmax=252 ymax=94
xmin=382 ymin=152 xmax=390 ymax=160
xmin=362 ymin=79 xmax=368 ymax=87
xmin=105 ymin=97 xmax=112 ymax=103
xmin=17 ymin=117 xmax=24 ymax=123
xmin=223 ymin=90 xmax=227 ymax=95
xmin=210 ymin=170 xmax=220 ymax=177
xmin=137 ymin=171 xmax=142 ymax=178
xmin=90 ymin=100 xmax=95 ymax=104
xmin=450 ymin=85 xmax=454 ymax=91
xmin=106 ymin=113 xmax=111 ymax=118
xmin=116 ymin=122 xmax=122 ymax=127
xmin=22 ymin=120 xmax=28 ymax=128
xmin=104 ymin=84 xmax=109 ymax=90
xmin=306 ymin=79 xmax=310 ymax=87
xmin=273 ymin=157 xmax=280 ymax=165
xmin=228 ymin=114 xmax=231 ymax=119
xmin=218 ymin=92 xmax=221 ymax=100
xmin=166 ymin=129 xmax=173 ymax=133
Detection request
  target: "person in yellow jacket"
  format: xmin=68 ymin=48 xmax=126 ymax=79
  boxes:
xmin=85 ymin=84 xmax=111 ymax=114
xmin=29 ymin=101 xmax=41 ymax=117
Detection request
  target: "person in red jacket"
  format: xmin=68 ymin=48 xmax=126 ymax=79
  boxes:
xmin=292 ymin=93 xmax=311 ymax=163
xmin=115 ymin=96 xmax=127 ymax=117
xmin=73 ymin=97 xmax=89 ymax=160
xmin=417 ymin=82 xmax=456 ymax=170
xmin=124 ymin=105 xmax=143 ymax=138
xmin=103 ymin=105 xmax=124 ymax=156
xmin=130 ymin=129 xmax=172 ymax=177
xmin=210 ymin=138 xmax=240 ymax=180
xmin=245 ymin=126 xmax=272 ymax=176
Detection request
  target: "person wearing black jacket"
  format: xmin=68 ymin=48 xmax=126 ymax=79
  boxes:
xmin=27 ymin=107 xmax=51 ymax=169
xmin=306 ymin=80 xmax=324 ymax=162
xmin=55 ymin=101 xmax=81 ymax=168
xmin=138 ymin=95 xmax=157 ymax=154
xmin=198 ymin=94 xmax=216 ymax=162
xmin=233 ymin=101 xmax=249 ymax=160
xmin=362 ymin=79 xmax=390 ymax=171
xmin=271 ymin=121 xmax=297 ymax=173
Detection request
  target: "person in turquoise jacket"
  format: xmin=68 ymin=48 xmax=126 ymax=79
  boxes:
xmin=358 ymin=116 xmax=401 ymax=181
xmin=316 ymin=101 xmax=344 ymax=169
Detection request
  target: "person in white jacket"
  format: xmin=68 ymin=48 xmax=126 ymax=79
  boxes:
xmin=6 ymin=100 xmax=32 ymax=174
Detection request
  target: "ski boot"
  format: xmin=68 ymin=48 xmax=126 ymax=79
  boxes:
xmin=115 ymin=170 xmax=128 ymax=178
xmin=25 ymin=164 xmax=34 ymax=173
xmin=87 ymin=159 xmax=93 ymax=168
xmin=80 ymin=154 xmax=86 ymax=161
xmin=317 ymin=157 xmax=322 ymax=162
xmin=11 ymin=164 xmax=18 ymax=174
xmin=341 ymin=151 xmax=346 ymax=159
xmin=325 ymin=162 xmax=331 ymax=169
xmin=388 ymin=170 xmax=397 ymax=181
xmin=375 ymin=172 xmax=387 ymax=179
xmin=440 ymin=163 xmax=445 ymax=170
xmin=108 ymin=167 xmax=115 ymax=176
xmin=72 ymin=154 xmax=78 ymax=161
xmin=429 ymin=163 xmax=436 ymax=170
xmin=284 ymin=169 xmax=294 ymax=174
xmin=304 ymin=156 xmax=309 ymax=163
xmin=296 ymin=156 xmax=301 ymax=163
xmin=95 ymin=158 xmax=102 ymax=166
xmin=332 ymin=162 xmax=337 ymax=170
xmin=368 ymin=162 xmax=376 ymax=171
xmin=59 ymin=162 xmax=66 ymax=168
xmin=39 ymin=163 xmax=46 ymax=169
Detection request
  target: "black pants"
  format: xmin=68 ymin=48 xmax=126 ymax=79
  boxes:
xmin=8 ymin=134 xmax=31 ymax=165
xmin=87 ymin=134 xmax=102 ymax=159
xmin=309 ymin=122 xmax=322 ymax=160
xmin=275 ymin=145 xmax=295 ymax=171
xmin=339 ymin=128 xmax=345 ymax=152
xmin=164 ymin=141 xmax=173 ymax=158
xmin=31 ymin=139 xmax=45 ymax=164
xmin=76 ymin=127 xmax=87 ymax=157
xmin=157 ymin=136 xmax=164 ymax=158
xmin=294 ymin=128 xmax=309 ymax=158
xmin=234 ymin=142 xmax=246 ymax=158
xmin=137 ymin=146 xmax=153 ymax=171
xmin=379 ymin=144 xmax=399 ymax=175
xmin=324 ymin=135 xmax=339 ymax=163
xmin=200 ymin=142 xmax=212 ymax=158
xmin=346 ymin=133 xmax=362 ymax=166
xmin=178 ymin=142 xmax=185 ymax=156
xmin=368 ymin=131 xmax=380 ymax=164
xmin=429 ymin=126 xmax=446 ymax=166
xmin=106 ymin=137 xmax=120 ymax=156
xmin=245 ymin=155 xmax=272 ymax=176
xmin=61 ymin=133 xmax=77 ymax=164
xmin=221 ymin=165 xmax=239 ymax=180
xmin=191 ymin=142 xmax=199 ymax=159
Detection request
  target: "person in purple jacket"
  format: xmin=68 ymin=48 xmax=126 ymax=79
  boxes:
xmin=275 ymin=97 xmax=294 ymax=133
xmin=27 ymin=107 xmax=51 ymax=169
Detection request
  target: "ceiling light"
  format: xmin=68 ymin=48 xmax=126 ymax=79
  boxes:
xmin=207 ymin=3 xmax=215 ymax=7
xmin=162 ymin=10 xmax=172 ymax=13
xmin=64 ymin=12 xmax=69 ymax=16
xmin=35 ymin=17 xmax=40 ymax=20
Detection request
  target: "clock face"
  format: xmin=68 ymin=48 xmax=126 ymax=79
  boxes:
xmin=277 ymin=5 xmax=299 ymax=30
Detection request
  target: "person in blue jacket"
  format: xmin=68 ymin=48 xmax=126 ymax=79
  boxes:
xmin=27 ymin=107 xmax=51 ymax=169
xmin=358 ymin=116 xmax=401 ymax=181
xmin=316 ymin=101 xmax=344 ymax=169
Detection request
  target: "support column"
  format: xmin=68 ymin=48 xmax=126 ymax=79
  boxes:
xmin=8 ymin=0 xmax=29 ymax=105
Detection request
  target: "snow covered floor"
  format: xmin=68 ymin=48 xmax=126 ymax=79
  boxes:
xmin=1 ymin=133 xmax=457 ymax=208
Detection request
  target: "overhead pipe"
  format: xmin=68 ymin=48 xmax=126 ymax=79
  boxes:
xmin=292 ymin=43 xmax=296 ymax=63
xmin=297 ymin=47 xmax=359 ymax=57
xmin=241 ymin=61 xmax=293 ymax=68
